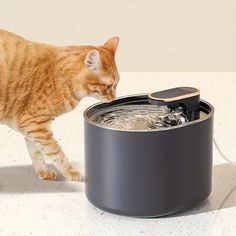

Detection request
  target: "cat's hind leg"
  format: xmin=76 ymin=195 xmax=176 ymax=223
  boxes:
xmin=25 ymin=138 xmax=57 ymax=180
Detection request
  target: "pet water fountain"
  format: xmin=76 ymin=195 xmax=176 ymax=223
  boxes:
xmin=84 ymin=87 xmax=214 ymax=217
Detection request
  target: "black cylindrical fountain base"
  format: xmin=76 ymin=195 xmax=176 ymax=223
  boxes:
xmin=84 ymin=95 xmax=214 ymax=217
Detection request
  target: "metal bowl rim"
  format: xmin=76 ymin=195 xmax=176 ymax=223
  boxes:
xmin=83 ymin=93 xmax=214 ymax=133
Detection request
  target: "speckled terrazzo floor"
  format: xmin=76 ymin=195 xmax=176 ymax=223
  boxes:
xmin=0 ymin=72 xmax=235 ymax=236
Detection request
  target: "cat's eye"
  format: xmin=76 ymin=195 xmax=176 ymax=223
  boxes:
xmin=107 ymin=84 xmax=113 ymax=90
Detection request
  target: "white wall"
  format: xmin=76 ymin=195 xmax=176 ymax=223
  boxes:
xmin=0 ymin=0 xmax=235 ymax=71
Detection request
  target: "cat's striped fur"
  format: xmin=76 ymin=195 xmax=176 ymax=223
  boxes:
xmin=0 ymin=29 xmax=119 ymax=181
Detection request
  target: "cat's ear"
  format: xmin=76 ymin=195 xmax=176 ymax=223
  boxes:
xmin=84 ymin=49 xmax=100 ymax=71
xmin=103 ymin=37 xmax=119 ymax=55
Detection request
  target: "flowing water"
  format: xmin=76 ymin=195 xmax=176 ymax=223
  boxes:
xmin=91 ymin=105 xmax=189 ymax=131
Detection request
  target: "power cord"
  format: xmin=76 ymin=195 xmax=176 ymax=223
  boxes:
xmin=213 ymin=138 xmax=236 ymax=166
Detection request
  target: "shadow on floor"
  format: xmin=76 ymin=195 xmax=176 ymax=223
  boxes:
xmin=168 ymin=163 xmax=236 ymax=217
xmin=0 ymin=164 xmax=84 ymax=194
xmin=0 ymin=162 xmax=235 ymax=216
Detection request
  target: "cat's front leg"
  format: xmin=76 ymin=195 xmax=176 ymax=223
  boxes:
xmin=21 ymin=124 xmax=81 ymax=181
xmin=25 ymin=138 xmax=57 ymax=180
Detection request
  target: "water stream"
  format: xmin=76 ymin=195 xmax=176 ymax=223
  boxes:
xmin=91 ymin=105 xmax=189 ymax=131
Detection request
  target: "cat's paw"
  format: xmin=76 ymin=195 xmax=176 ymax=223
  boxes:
xmin=37 ymin=169 xmax=57 ymax=181
xmin=63 ymin=166 xmax=81 ymax=181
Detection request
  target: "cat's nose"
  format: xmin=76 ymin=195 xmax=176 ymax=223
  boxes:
xmin=106 ymin=93 xmax=115 ymax=101
xmin=103 ymin=96 xmax=113 ymax=103
xmin=108 ymin=97 xmax=114 ymax=101
xmin=110 ymin=94 xmax=116 ymax=101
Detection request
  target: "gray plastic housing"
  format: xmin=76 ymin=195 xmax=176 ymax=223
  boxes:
xmin=84 ymin=95 xmax=214 ymax=217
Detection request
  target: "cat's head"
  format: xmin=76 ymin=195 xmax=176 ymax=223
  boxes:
xmin=81 ymin=37 xmax=120 ymax=101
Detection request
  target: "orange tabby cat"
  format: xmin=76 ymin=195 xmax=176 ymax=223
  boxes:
xmin=0 ymin=29 xmax=120 ymax=181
